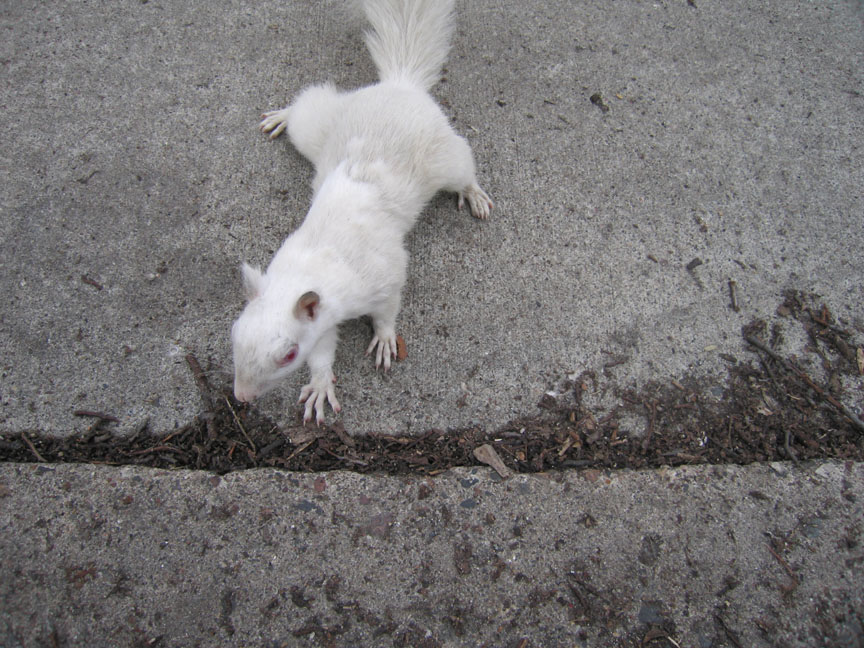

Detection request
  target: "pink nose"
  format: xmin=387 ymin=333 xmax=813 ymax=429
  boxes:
xmin=234 ymin=386 xmax=257 ymax=403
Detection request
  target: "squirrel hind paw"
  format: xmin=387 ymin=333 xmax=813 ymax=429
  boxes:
xmin=260 ymin=108 xmax=291 ymax=139
xmin=458 ymin=184 xmax=493 ymax=220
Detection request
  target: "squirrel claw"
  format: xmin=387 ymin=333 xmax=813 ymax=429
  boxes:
xmin=366 ymin=334 xmax=397 ymax=371
xmin=298 ymin=373 xmax=341 ymax=425
xmin=260 ymin=108 xmax=291 ymax=139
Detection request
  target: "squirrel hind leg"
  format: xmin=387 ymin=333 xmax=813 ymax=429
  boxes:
xmin=434 ymin=134 xmax=493 ymax=219
xmin=262 ymin=82 xmax=344 ymax=165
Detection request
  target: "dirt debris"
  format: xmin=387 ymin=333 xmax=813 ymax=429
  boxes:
xmin=1 ymin=291 xmax=861 ymax=474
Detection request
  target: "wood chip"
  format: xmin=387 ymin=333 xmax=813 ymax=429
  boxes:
xmin=728 ymin=279 xmax=740 ymax=312
xmin=396 ymin=334 xmax=408 ymax=361
xmin=589 ymin=93 xmax=610 ymax=112
xmin=473 ymin=444 xmax=513 ymax=479
xmin=287 ymin=427 xmax=323 ymax=446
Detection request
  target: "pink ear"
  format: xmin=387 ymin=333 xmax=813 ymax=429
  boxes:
xmin=293 ymin=291 xmax=320 ymax=321
xmin=277 ymin=345 xmax=298 ymax=367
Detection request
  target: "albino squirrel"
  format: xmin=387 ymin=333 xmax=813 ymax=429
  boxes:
xmin=231 ymin=0 xmax=493 ymax=424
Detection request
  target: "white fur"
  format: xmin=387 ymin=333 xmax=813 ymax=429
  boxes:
xmin=232 ymin=0 xmax=493 ymax=424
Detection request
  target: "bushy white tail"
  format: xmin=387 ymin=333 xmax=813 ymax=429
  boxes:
xmin=362 ymin=0 xmax=456 ymax=90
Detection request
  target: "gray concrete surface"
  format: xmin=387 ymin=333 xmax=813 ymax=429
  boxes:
xmin=2 ymin=0 xmax=862 ymax=435
xmin=2 ymin=1 xmax=864 ymax=646
xmin=1 ymin=461 xmax=862 ymax=647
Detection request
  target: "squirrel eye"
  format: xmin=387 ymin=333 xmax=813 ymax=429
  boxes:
xmin=277 ymin=346 xmax=298 ymax=367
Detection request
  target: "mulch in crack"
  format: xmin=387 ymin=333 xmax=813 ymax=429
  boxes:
xmin=1 ymin=290 xmax=862 ymax=475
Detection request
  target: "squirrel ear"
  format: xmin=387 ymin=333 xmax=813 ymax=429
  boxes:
xmin=241 ymin=263 xmax=264 ymax=300
xmin=293 ymin=291 xmax=320 ymax=321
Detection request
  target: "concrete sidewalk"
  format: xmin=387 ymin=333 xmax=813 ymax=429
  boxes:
xmin=1 ymin=0 xmax=862 ymax=435
xmin=1 ymin=461 xmax=862 ymax=646
xmin=1 ymin=0 xmax=863 ymax=646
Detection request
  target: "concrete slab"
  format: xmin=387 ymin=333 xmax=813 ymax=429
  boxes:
xmin=1 ymin=0 xmax=862 ymax=435
xmin=1 ymin=461 xmax=862 ymax=646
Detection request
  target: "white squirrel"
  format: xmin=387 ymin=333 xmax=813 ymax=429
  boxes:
xmin=231 ymin=0 xmax=493 ymax=424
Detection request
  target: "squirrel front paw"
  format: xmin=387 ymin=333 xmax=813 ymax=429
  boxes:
xmin=260 ymin=107 xmax=291 ymax=139
xmin=298 ymin=371 xmax=341 ymax=426
xmin=366 ymin=331 xmax=398 ymax=371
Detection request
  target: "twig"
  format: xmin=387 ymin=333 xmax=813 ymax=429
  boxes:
xmin=73 ymin=410 xmax=119 ymax=423
xmin=643 ymin=628 xmax=681 ymax=648
xmin=745 ymin=335 xmax=864 ymax=433
xmin=80 ymin=275 xmax=103 ymax=290
xmin=641 ymin=400 xmax=657 ymax=453
xmin=757 ymin=354 xmax=781 ymax=392
xmin=332 ymin=423 xmax=356 ymax=448
xmin=744 ymin=334 xmax=781 ymax=362
xmin=808 ymin=307 xmax=851 ymax=337
xmin=686 ymin=257 xmax=704 ymax=289
xmin=258 ymin=436 xmax=286 ymax=460
xmin=128 ymin=445 xmax=185 ymax=457
xmin=159 ymin=426 xmax=187 ymax=445
xmin=567 ymin=571 xmax=610 ymax=603
xmin=286 ymin=440 xmax=315 ymax=461
xmin=131 ymin=417 xmax=150 ymax=439
xmin=784 ymin=429 xmax=800 ymax=467
xmin=185 ymin=354 xmax=212 ymax=403
xmin=185 ymin=353 xmax=218 ymax=439
xmin=321 ymin=448 xmax=369 ymax=466
xmin=714 ymin=614 xmax=744 ymax=648
xmin=603 ymin=356 xmax=628 ymax=369
xmin=224 ymin=396 xmax=256 ymax=453
xmin=767 ymin=543 xmax=799 ymax=585
xmin=21 ymin=433 xmax=46 ymax=463
xmin=566 ymin=582 xmax=590 ymax=613
xmin=728 ymin=279 xmax=740 ymax=312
